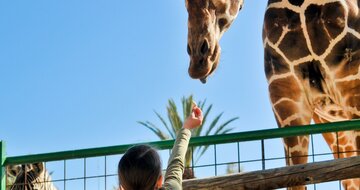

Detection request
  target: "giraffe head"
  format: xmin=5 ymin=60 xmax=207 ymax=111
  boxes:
xmin=185 ymin=0 xmax=243 ymax=83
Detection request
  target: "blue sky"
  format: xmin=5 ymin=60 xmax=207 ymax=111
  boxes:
xmin=0 ymin=1 xmax=340 ymax=189
xmin=0 ymin=0 xmax=272 ymax=155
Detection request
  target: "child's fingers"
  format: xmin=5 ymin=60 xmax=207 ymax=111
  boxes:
xmin=193 ymin=107 xmax=202 ymax=118
xmin=191 ymin=100 xmax=197 ymax=109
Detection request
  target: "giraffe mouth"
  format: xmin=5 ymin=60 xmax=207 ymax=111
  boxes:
xmin=199 ymin=45 xmax=220 ymax=83
xmin=188 ymin=43 xmax=220 ymax=83
xmin=199 ymin=61 xmax=218 ymax=84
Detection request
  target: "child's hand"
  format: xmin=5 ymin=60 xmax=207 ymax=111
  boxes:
xmin=184 ymin=105 xmax=203 ymax=129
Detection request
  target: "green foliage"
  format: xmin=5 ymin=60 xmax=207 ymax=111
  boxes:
xmin=138 ymin=95 xmax=239 ymax=167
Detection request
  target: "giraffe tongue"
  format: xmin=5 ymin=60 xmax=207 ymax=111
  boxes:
xmin=200 ymin=78 xmax=207 ymax=84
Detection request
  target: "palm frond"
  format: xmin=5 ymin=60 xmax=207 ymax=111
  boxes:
xmin=167 ymin=99 xmax=183 ymax=132
xmin=182 ymin=96 xmax=187 ymax=122
xmin=154 ymin=111 xmax=175 ymax=139
xmin=212 ymin=117 xmax=239 ymax=135
xmin=139 ymin=96 xmax=239 ymax=171
xmin=203 ymin=112 xmax=223 ymax=136
xmin=218 ymin=128 xmax=234 ymax=135
xmin=182 ymin=95 xmax=193 ymax=122
xmin=198 ymin=99 xmax=206 ymax=110
xmin=138 ymin=121 xmax=169 ymax=140
xmin=167 ymin=100 xmax=179 ymax=132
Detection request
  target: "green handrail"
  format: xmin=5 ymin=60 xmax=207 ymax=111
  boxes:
xmin=4 ymin=119 xmax=360 ymax=166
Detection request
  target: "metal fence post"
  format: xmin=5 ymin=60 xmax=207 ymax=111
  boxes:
xmin=0 ymin=141 xmax=6 ymax=190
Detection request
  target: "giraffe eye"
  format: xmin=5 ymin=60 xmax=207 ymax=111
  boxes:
xmin=218 ymin=18 xmax=228 ymax=30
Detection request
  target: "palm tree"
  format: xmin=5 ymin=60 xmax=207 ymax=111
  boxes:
xmin=138 ymin=95 xmax=239 ymax=179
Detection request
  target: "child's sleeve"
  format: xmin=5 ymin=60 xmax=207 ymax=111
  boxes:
xmin=162 ymin=128 xmax=191 ymax=190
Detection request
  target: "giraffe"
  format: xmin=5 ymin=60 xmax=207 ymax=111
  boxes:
xmin=6 ymin=162 xmax=58 ymax=190
xmin=185 ymin=0 xmax=360 ymax=189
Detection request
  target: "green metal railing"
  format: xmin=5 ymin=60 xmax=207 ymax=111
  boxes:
xmin=2 ymin=119 xmax=360 ymax=190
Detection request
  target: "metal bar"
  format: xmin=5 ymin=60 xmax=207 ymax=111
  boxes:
xmin=0 ymin=141 xmax=5 ymax=190
xmin=237 ymin=142 xmax=240 ymax=173
xmin=310 ymin=134 xmax=316 ymax=190
xmin=336 ymin=132 xmax=341 ymax=190
xmin=191 ymin=146 xmax=194 ymax=176
xmin=104 ymin=156 xmax=107 ymax=190
xmin=44 ymin=162 xmax=47 ymax=187
xmin=310 ymin=134 xmax=315 ymax=163
xmin=64 ymin=160 xmax=66 ymax=190
xmin=5 ymin=120 xmax=360 ymax=165
xmin=261 ymin=140 xmax=265 ymax=170
xmin=214 ymin=145 xmax=217 ymax=176
xmin=84 ymin=158 xmax=86 ymax=190
xmin=336 ymin=132 xmax=340 ymax=158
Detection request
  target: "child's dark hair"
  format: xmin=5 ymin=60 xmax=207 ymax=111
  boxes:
xmin=118 ymin=145 xmax=162 ymax=190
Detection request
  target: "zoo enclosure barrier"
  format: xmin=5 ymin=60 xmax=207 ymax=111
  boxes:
xmin=2 ymin=120 xmax=360 ymax=190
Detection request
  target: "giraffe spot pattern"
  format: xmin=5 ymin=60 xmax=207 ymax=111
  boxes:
xmin=305 ymin=2 xmax=346 ymax=55
xmin=263 ymin=8 xmax=302 ymax=44
xmin=289 ymin=116 xmax=308 ymax=126
xmin=283 ymin=136 xmax=300 ymax=148
xmin=214 ymin=1 xmax=227 ymax=14
xmin=289 ymin=150 xmax=308 ymax=164
xmin=345 ymin=145 xmax=355 ymax=152
xmin=325 ymin=33 xmax=360 ymax=79
xmin=288 ymin=0 xmax=304 ymax=7
xmin=264 ymin=44 xmax=290 ymax=80
xmin=322 ymin=132 xmax=335 ymax=147
xmin=274 ymin=100 xmax=301 ymax=121
xmin=340 ymin=79 xmax=360 ymax=112
xmin=301 ymin=138 xmax=308 ymax=148
xmin=337 ymin=78 xmax=360 ymax=96
xmin=294 ymin=61 xmax=325 ymax=93
xmin=268 ymin=76 xmax=302 ymax=104
xmin=348 ymin=10 xmax=360 ymax=34
xmin=267 ymin=0 xmax=282 ymax=6
xmin=229 ymin=1 xmax=240 ymax=16
xmin=278 ymin=30 xmax=310 ymax=61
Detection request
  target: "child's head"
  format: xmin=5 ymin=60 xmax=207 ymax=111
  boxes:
xmin=118 ymin=145 xmax=163 ymax=190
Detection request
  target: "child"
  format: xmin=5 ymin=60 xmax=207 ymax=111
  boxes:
xmin=118 ymin=105 xmax=203 ymax=190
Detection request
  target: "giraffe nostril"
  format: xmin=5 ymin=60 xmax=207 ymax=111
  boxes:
xmin=200 ymin=40 xmax=209 ymax=56
xmin=187 ymin=44 xmax=191 ymax=55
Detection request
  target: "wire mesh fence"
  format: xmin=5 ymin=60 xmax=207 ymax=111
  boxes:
xmin=2 ymin=120 xmax=360 ymax=190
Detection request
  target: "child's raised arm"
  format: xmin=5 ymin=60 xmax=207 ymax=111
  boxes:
xmin=162 ymin=105 xmax=203 ymax=190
